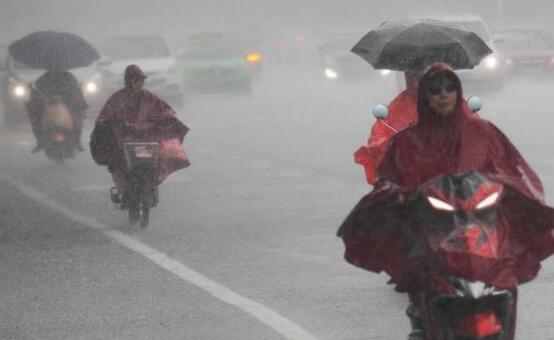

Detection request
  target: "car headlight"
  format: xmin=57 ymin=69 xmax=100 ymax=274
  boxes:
xmin=325 ymin=68 xmax=338 ymax=79
xmin=12 ymin=85 xmax=26 ymax=98
xmin=85 ymin=81 xmax=98 ymax=94
xmin=484 ymin=55 xmax=498 ymax=69
xmin=380 ymin=69 xmax=391 ymax=76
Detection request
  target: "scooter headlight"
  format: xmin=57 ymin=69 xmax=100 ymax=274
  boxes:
xmin=379 ymin=69 xmax=392 ymax=76
xmin=325 ymin=68 xmax=338 ymax=79
xmin=484 ymin=55 xmax=498 ymax=69
xmin=85 ymin=81 xmax=98 ymax=94
xmin=13 ymin=85 xmax=26 ymax=98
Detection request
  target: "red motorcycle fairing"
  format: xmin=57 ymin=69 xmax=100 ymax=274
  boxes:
xmin=414 ymin=173 xmax=509 ymax=281
xmin=414 ymin=173 xmax=516 ymax=339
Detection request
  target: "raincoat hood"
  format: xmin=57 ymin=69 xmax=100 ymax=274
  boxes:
xmin=416 ymin=63 xmax=465 ymax=127
xmin=124 ymin=64 xmax=147 ymax=88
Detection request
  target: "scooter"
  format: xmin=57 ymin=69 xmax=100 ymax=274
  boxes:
xmin=113 ymin=142 xmax=160 ymax=228
xmin=40 ymin=96 xmax=76 ymax=164
xmin=370 ymin=98 xmax=517 ymax=339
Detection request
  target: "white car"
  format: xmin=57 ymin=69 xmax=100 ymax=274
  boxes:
xmin=97 ymin=36 xmax=184 ymax=107
xmin=0 ymin=50 xmax=102 ymax=126
xmin=318 ymin=32 xmax=393 ymax=81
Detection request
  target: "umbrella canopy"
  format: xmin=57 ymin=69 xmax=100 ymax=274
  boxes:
xmin=352 ymin=19 xmax=493 ymax=71
xmin=9 ymin=31 xmax=100 ymax=70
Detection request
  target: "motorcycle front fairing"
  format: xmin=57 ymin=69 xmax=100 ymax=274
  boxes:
xmin=412 ymin=173 xmax=509 ymax=285
xmin=411 ymin=173 xmax=518 ymax=339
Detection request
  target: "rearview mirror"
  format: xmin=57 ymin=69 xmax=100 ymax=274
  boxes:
xmin=468 ymin=96 xmax=482 ymax=113
xmin=372 ymin=104 xmax=389 ymax=120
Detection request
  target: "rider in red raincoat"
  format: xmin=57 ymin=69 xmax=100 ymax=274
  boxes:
xmin=355 ymin=71 xmax=478 ymax=184
xmin=354 ymin=72 xmax=420 ymax=183
xmin=339 ymin=64 xmax=554 ymax=338
xmin=90 ymin=65 xmax=189 ymax=197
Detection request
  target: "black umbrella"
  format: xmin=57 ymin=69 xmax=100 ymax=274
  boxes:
xmin=352 ymin=19 xmax=493 ymax=71
xmin=8 ymin=31 xmax=100 ymax=70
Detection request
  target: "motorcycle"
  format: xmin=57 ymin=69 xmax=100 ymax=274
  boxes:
xmin=369 ymin=98 xmax=518 ymax=339
xmin=40 ymin=95 xmax=77 ymax=163
xmin=407 ymin=172 xmax=516 ymax=340
xmin=112 ymin=141 xmax=160 ymax=228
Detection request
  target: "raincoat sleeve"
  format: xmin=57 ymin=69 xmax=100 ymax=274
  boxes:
xmin=354 ymin=120 xmax=396 ymax=184
xmin=375 ymin=136 xmax=405 ymax=187
xmin=96 ymin=91 xmax=122 ymax=122
xmin=89 ymin=119 xmax=117 ymax=166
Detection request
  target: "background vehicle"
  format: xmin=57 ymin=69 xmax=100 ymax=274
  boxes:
xmin=394 ymin=16 xmax=505 ymax=92
xmin=0 ymin=52 xmax=102 ymax=126
xmin=97 ymin=36 xmax=184 ymax=106
xmin=494 ymin=28 xmax=554 ymax=76
xmin=317 ymin=32 xmax=393 ymax=81
xmin=444 ymin=16 xmax=505 ymax=91
xmin=176 ymin=33 xmax=262 ymax=94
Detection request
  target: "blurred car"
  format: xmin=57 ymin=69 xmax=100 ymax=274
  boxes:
xmin=97 ymin=36 xmax=184 ymax=106
xmin=176 ymin=33 xmax=262 ymax=94
xmin=494 ymin=28 xmax=554 ymax=76
xmin=317 ymin=32 xmax=392 ymax=81
xmin=0 ymin=49 xmax=102 ymax=126
xmin=394 ymin=16 xmax=505 ymax=92
xmin=445 ymin=16 xmax=505 ymax=91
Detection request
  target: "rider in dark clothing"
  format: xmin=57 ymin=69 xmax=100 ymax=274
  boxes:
xmin=26 ymin=70 xmax=87 ymax=152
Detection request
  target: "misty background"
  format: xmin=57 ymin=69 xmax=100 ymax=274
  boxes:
xmin=2 ymin=0 xmax=554 ymax=47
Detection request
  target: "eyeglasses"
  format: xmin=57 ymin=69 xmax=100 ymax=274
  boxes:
xmin=427 ymin=81 xmax=457 ymax=96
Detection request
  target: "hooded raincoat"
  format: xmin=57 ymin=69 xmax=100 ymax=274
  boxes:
xmin=354 ymin=90 xmax=418 ymax=184
xmin=90 ymin=65 xmax=189 ymax=191
xmin=355 ymin=78 xmax=478 ymax=185
xmin=338 ymin=64 xmax=554 ymax=293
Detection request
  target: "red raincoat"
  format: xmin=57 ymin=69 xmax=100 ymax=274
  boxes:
xmin=90 ymin=65 xmax=189 ymax=191
xmin=355 ymin=83 xmax=478 ymax=185
xmin=338 ymin=64 xmax=554 ymax=292
xmin=354 ymin=90 xmax=418 ymax=184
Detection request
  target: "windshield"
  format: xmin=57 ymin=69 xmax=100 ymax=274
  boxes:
xmin=100 ymin=37 xmax=170 ymax=60
xmin=323 ymin=33 xmax=363 ymax=50
xmin=496 ymin=31 xmax=554 ymax=50
xmin=183 ymin=44 xmax=243 ymax=59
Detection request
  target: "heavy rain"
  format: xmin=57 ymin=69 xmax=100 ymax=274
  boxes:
xmin=0 ymin=1 xmax=553 ymax=339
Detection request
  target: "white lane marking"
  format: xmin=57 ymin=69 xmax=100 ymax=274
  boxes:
xmin=19 ymin=140 xmax=33 ymax=147
xmin=0 ymin=173 xmax=318 ymax=340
